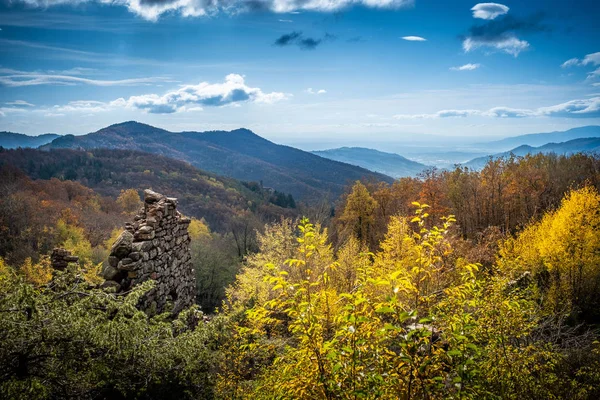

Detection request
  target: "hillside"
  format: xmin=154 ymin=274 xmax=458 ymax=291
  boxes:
xmin=0 ymin=147 xmax=298 ymax=232
xmin=312 ymin=147 xmax=428 ymax=178
xmin=42 ymin=121 xmax=393 ymax=200
xmin=0 ymin=132 xmax=61 ymax=149
xmin=464 ymin=137 xmax=600 ymax=170
xmin=479 ymin=126 xmax=600 ymax=152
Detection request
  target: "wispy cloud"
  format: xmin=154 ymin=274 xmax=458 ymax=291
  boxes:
xmin=471 ymin=3 xmax=509 ymax=20
xmin=306 ymin=88 xmax=326 ymax=94
xmin=561 ymin=58 xmax=580 ymax=68
xmin=463 ymin=35 xmax=529 ymax=57
xmin=583 ymin=52 xmax=600 ymax=66
xmin=5 ymin=100 xmax=35 ymax=107
xmin=0 ymin=68 xmax=174 ymax=87
xmin=8 ymin=0 xmax=414 ymax=21
xmin=560 ymin=52 xmax=600 ymax=82
xmin=394 ymin=97 xmax=600 ymax=119
xmin=278 ymin=19 xmax=293 ymax=23
xmin=560 ymin=52 xmax=600 ymax=68
xmin=0 ymin=39 xmax=243 ymax=69
xmin=450 ymin=63 xmax=481 ymax=71
xmin=401 ymin=36 xmax=426 ymax=41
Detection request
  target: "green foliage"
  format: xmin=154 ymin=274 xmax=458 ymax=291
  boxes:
xmin=0 ymin=264 xmax=216 ymax=400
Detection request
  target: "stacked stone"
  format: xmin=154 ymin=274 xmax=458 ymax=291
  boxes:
xmin=102 ymin=189 xmax=196 ymax=314
xmin=50 ymin=248 xmax=79 ymax=270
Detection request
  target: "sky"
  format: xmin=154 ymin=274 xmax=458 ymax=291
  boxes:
xmin=0 ymin=0 xmax=599 ymax=148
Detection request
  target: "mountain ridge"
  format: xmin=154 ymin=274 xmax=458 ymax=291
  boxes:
xmin=312 ymin=147 xmax=429 ymax=178
xmin=42 ymin=121 xmax=394 ymax=201
xmin=478 ymin=126 xmax=600 ymax=151
xmin=464 ymin=137 xmax=600 ymax=170
xmin=0 ymin=132 xmax=61 ymax=149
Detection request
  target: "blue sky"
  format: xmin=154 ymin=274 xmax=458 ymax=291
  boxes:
xmin=0 ymin=0 xmax=599 ymax=147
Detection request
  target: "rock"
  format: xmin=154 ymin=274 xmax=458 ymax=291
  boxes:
xmin=129 ymin=252 xmax=141 ymax=261
xmin=110 ymin=231 xmax=133 ymax=259
xmin=132 ymin=241 xmax=153 ymax=252
xmin=108 ymin=256 xmax=119 ymax=268
xmin=144 ymin=189 xmax=163 ymax=203
xmin=50 ymin=248 xmax=79 ymax=270
xmin=117 ymin=259 xmax=140 ymax=271
xmin=102 ymin=263 xmax=120 ymax=280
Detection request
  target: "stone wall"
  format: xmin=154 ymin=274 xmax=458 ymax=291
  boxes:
xmin=50 ymin=248 xmax=79 ymax=270
xmin=102 ymin=189 xmax=196 ymax=314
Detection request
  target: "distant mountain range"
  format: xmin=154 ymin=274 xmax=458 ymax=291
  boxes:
xmin=0 ymin=132 xmax=61 ymax=149
xmin=465 ymin=137 xmax=600 ymax=170
xmin=479 ymin=126 xmax=600 ymax=151
xmin=39 ymin=121 xmax=393 ymax=201
xmin=312 ymin=147 xmax=429 ymax=178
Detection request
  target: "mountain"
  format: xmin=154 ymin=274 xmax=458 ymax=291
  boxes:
xmin=0 ymin=147 xmax=298 ymax=232
xmin=479 ymin=126 xmax=600 ymax=151
xmin=464 ymin=137 xmax=600 ymax=170
xmin=42 ymin=121 xmax=393 ymax=201
xmin=0 ymin=132 xmax=61 ymax=149
xmin=312 ymin=147 xmax=429 ymax=178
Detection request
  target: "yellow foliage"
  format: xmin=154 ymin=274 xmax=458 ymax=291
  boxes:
xmin=499 ymin=186 xmax=600 ymax=320
xmin=338 ymin=181 xmax=378 ymax=247
xmin=104 ymin=228 xmax=124 ymax=252
xmin=188 ymin=218 xmax=211 ymax=241
xmin=116 ymin=188 xmax=141 ymax=214
xmin=56 ymin=219 xmax=92 ymax=263
xmin=81 ymin=261 xmax=104 ymax=285
xmin=21 ymin=257 xmax=53 ymax=286
xmin=0 ymin=258 xmax=15 ymax=286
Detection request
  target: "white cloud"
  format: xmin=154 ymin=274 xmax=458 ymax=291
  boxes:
xmin=401 ymin=36 xmax=426 ymax=41
xmin=51 ymin=100 xmax=113 ymax=113
xmin=0 ymin=69 xmax=173 ymax=87
xmin=471 ymin=3 xmax=509 ymax=20
xmin=537 ymin=97 xmax=600 ymax=118
xmin=114 ymin=74 xmax=288 ymax=114
xmin=561 ymin=53 xmax=600 ymax=69
xmin=306 ymin=88 xmax=326 ymax=95
xmin=395 ymin=109 xmax=479 ymax=119
xmin=394 ymin=97 xmax=600 ymax=119
xmin=278 ymin=19 xmax=293 ymax=22
xmin=483 ymin=107 xmax=535 ymax=118
xmin=5 ymin=100 xmax=35 ymax=107
xmin=12 ymin=0 xmax=414 ymax=21
xmin=450 ymin=63 xmax=481 ymax=71
xmin=561 ymin=58 xmax=580 ymax=68
xmin=582 ymin=52 xmax=600 ymax=66
xmin=463 ymin=35 xmax=529 ymax=57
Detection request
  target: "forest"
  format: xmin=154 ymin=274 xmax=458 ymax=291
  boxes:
xmin=1 ymin=151 xmax=600 ymax=399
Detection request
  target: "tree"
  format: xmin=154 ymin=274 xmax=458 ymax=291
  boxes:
xmin=116 ymin=189 xmax=142 ymax=215
xmin=337 ymin=181 xmax=378 ymax=249
xmin=498 ymin=186 xmax=600 ymax=323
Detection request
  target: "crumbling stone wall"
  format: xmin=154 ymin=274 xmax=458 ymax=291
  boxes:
xmin=102 ymin=189 xmax=196 ymax=314
xmin=50 ymin=248 xmax=79 ymax=270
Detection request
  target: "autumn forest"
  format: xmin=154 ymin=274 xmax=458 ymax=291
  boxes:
xmin=0 ymin=146 xmax=599 ymax=399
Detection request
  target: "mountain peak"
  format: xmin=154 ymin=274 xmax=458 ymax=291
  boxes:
xmin=95 ymin=121 xmax=169 ymax=136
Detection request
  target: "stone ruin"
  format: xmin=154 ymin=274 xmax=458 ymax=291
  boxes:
xmin=101 ymin=189 xmax=197 ymax=314
xmin=50 ymin=248 xmax=79 ymax=270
